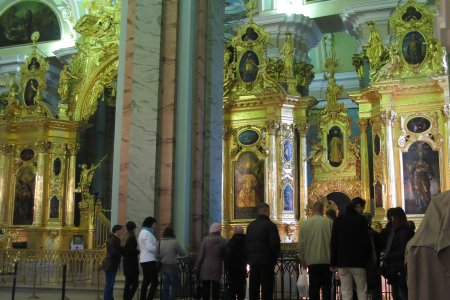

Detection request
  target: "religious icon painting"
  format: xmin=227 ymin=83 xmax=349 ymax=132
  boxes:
xmin=283 ymin=140 xmax=292 ymax=161
xmin=374 ymin=181 xmax=383 ymax=208
xmin=402 ymin=31 xmax=426 ymax=65
xmin=406 ymin=117 xmax=431 ymax=133
xmin=13 ymin=166 xmax=36 ymax=225
xmin=233 ymin=151 xmax=264 ymax=220
xmin=239 ymin=50 xmax=259 ymax=83
xmin=238 ymin=129 xmax=259 ymax=146
xmin=49 ymin=196 xmax=60 ymax=219
xmin=283 ymin=185 xmax=293 ymax=211
xmin=402 ymin=142 xmax=440 ymax=215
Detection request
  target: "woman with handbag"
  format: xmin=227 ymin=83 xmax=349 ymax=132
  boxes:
xmin=381 ymin=207 xmax=414 ymax=300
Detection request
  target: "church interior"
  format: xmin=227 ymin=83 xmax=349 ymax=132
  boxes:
xmin=0 ymin=0 xmax=449 ymax=254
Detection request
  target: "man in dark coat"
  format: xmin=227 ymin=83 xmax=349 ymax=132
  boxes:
xmin=330 ymin=197 xmax=370 ymax=300
xmin=103 ymin=224 xmax=124 ymax=300
xmin=245 ymin=203 xmax=281 ymax=300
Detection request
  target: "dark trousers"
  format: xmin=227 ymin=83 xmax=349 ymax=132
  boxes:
xmin=123 ymin=274 xmax=139 ymax=300
xmin=229 ymin=269 xmax=246 ymax=300
xmin=249 ymin=264 xmax=274 ymax=300
xmin=140 ymin=261 xmax=158 ymax=300
xmin=104 ymin=271 xmax=117 ymax=300
xmin=308 ymin=264 xmax=332 ymax=300
xmin=201 ymin=280 xmax=220 ymax=300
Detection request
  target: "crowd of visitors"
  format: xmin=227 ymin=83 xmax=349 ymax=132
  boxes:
xmin=101 ymin=197 xmax=421 ymax=300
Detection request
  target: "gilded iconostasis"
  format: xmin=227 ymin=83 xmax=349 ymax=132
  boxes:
xmin=0 ymin=0 xmax=449 ymax=248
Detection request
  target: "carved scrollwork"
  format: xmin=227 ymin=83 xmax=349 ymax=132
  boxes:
xmin=223 ymin=126 xmax=233 ymax=141
xmin=295 ymin=123 xmax=308 ymax=138
xmin=442 ymin=104 xmax=450 ymax=121
xmin=66 ymin=143 xmax=80 ymax=156
xmin=0 ymin=144 xmax=15 ymax=156
xmin=265 ymin=120 xmax=280 ymax=135
xmin=35 ymin=140 xmax=52 ymax=153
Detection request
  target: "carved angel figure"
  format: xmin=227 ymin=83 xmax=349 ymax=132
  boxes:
xmin=279 ymin=33 xmax=294 ymax=78
xmin=58 ymin=65 xmax=78 ymax=102
xmin=305 ymin=141 xmax=324 ymax=162
xmin=366 ymin=22 xmax=384 ymax=71
xmin=78 ymin=155 xmax=107 ymax=196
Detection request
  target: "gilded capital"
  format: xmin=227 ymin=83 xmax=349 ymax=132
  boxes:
xmin=265 ymin=120 xmax=280 ymax=135
xmin=0 ymin=144 xmax=15 ymax=156
xmin=35 ymin=140 xmax=52 ymax=153
xmin=296 ymin=123 xmax=309 ymax=137
xmin=357 ymin=118 xmax=369 ymax=133
xmin=380 ymin=110 xmax=397 ymax=127
xmin=66 ymin=143 xmax=80 ymax=155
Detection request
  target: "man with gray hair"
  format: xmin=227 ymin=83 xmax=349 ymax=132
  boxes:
xmin=299 ymin=201 xmax=333 ymax=300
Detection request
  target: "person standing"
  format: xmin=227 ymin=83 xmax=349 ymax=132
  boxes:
xmin=103 ymin=224 xmax=124 ymax=300
xmin=139 ymin=217 xmax=158 ymax=300
xmin=298 ymin=202 xmax=333 ymax=300
xmin=225 ymin=226 xmax=247 ymax=300
xmin=246 ymin=203 xmax=281 ymax=300
xmin=195 ymin=223 xmax=227 ymax=300
xmin=382 ymin=207 xmax=414 ymax=300
xmin=122 ymin=221 xmax=140 ymax=300
xmin=330 ymin=197 xmax=370 ymax=300
xmin=159 ymin=226 xmax=187 ymax=300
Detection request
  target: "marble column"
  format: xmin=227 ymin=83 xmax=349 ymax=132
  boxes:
xmin=358 ymin=118 xmax=370 ymax=210
xmin=34 ymin=140 xmax=52 ymax=226
xmin=113 ymin=0 xmax=162 ymax=226
xmin=381 ymin=110 xmax=397 ymax=209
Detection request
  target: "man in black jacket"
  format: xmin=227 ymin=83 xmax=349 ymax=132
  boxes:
xmin=330 ymin=197 xmax=370 ymax=300
xmin=103 ymin=224 xmax=124 ymax=300
xmin=245 ymin=203 xmax=281 ymax=300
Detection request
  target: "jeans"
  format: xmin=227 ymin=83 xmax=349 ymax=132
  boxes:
xmin=161 ymin=268 xmax=179 ymax=300
xmin=104 ymin=271 xmax=117 ymax=300
xmin=140 ymin=261 xmax=159 ymax=300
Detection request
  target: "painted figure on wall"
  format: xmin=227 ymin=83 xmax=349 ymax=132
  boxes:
xmin=13 ymin=166 xmax=36 ymax=225
xmin=0 ymin=1 xmax=61 ymax=47
xmin=234 ymin=152 xmax=264 ymax=219
xmin=328 ymin=128 xmax=343 ymax=167
xmin=403 ymin=142 xmax=440 ymax=214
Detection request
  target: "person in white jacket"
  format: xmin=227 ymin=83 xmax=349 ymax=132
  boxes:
xmin=138 ymin=216 xmax=158 ymax=300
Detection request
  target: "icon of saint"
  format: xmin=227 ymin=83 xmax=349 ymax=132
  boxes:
xmin=237 ymin=162 xmax=258 ymax=207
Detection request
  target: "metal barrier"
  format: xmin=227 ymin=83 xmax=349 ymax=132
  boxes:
xmin=0 ymin=249 xmax=393 ymax=300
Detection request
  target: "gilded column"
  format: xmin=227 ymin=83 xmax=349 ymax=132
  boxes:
xmin=442 ymin=104 xmax=450 ymax=190
xmin=296 ymin=123 xmax=308 ymax=220
xmin=380 ymin=111 xmax=397 ymax=208
xmin=266 ymin=120 xmax=280 ymax=221
xmin=358 ymin=118 xmax=370 ymax=210
xmin=34 ymin=140 xmax=52 ymax=226
xmin=0 ymin=144 xmax=14 ymax=226
xmin=222 ymin=126 xmax=232 ymax=226
xmin=66 ymin=143 xmax=79 ymax=226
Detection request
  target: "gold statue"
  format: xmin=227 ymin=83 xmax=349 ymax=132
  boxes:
xmin=305 ymin=141 xmax=323 ymax=162
xmin=58 ymin=65 xmax=78 ymax=103
xmin=279 ymin=33 xmax=294 ymax=78
xmin=236 ymin=162 xmax=258 ymax=207
xmin=428 ymin=37 xmax=445 ymax=74
xmin=78 ymin=155 xmax=108 ymax=197
xmin=366 ymin=21 xmax=384 ymax=72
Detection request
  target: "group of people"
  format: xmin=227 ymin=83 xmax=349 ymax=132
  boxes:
xmin=102 ymin=217 xmax=186 ymax=300
xmin=102 ymin=203 xmax=281 ymax=300
xmin=195 ymin=202 xmax=281 ymax=300
xmin=299 ymin=198 xmax=415 ymax=300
